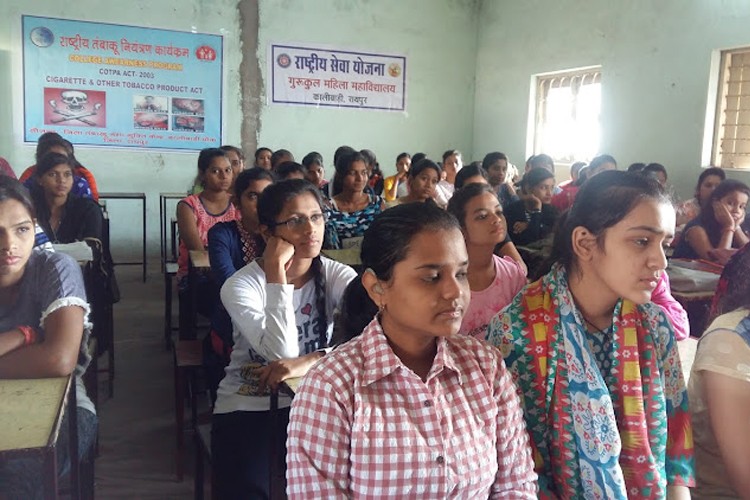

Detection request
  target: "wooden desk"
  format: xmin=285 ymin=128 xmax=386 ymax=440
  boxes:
xmin=183 ymin=250 xmax=211 ymax=340
xmin=99 ymin=192 xmax=147 ymax=282
xmin=672 ymin=289 xmax=715 ymax=337
xmin=0 ymin=376 xmax=78 ymax=498
xmin=159 ymin=193 xmax=185 ymax=270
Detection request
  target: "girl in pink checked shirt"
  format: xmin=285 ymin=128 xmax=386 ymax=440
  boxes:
xmin=446 ymin=183 xmax=527 ymax=340
xmin=286 ymin=202 xmax=537 ymax=499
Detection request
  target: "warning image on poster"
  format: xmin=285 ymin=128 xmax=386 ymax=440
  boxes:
xmin=23 ymin=16 xmax=223 ymax=150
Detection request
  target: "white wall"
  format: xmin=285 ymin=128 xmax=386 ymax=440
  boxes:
xmin=254 ymin=0 xmax=479 ymax=174
xmin=0 ymin=0 xmax=478 ymax=259
xmin=473 ymin=0 xmax=750 ymax=198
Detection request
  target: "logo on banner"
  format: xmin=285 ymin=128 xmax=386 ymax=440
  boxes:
xmin=276 ymin=53 xmax=291 ymax=68
xmin=30 ymin=26 xmax=54 ymax=47
xmin=195 ymin=45 xmax=217 ymax=61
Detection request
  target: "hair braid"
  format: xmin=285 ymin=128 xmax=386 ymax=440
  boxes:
xmin=311 ymin=255 xmax=328 ymax=348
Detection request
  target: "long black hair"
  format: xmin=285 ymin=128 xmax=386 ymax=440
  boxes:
xmin=710 ymin=242 xmax=750 ymax=321
xmin=0 ymin=176 xmax=36 ymax=220
xmin=332 ymin=150 xmax=367 ymax=197
xmin=331 ymin=202 xmax=460 ymax=346
xmin=233 ymin=167 xmax=275 ymax=200
xmin=257 ymin=179 xmax=330 ymax=348
xmin=700 ymin=179 xmax=750 ymax=247
xmin=549 ymin=170 xmax=670 ymax=274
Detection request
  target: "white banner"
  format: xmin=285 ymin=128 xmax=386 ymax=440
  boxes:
xmin=270 ymin=43 xmax=406 ymax=112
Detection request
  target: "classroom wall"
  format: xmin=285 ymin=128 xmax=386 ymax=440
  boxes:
xmin=473 ymin=0 xmax=750 ymax=198
xmin=0 ymin=0 xmax=478 ymax=259
xmin=250 ymin=0 xmax=479 ymax=175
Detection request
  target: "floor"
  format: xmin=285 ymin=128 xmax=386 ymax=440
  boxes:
xmin=94 ymin=265 xmax=204 ymax=499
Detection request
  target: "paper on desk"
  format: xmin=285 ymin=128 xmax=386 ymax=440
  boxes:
xmin=53 ymin=242 xmax=93 ymax=262
xmin=667 ymin=264 xmax=719 ymax=292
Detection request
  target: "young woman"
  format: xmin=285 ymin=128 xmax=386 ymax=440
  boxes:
xmin=382 ymin=152 xmax=411 ymax=201
xmin=676 ymin=167 xmax=726 ymax=227
xmin=0 ymin=177 xmax=96 ymax=496
xmin=220 ymin=144 xmax=245 ymax=180
xmin=447 ymin=183 xmax=527 ymax=339
xmin=434 ymin=149 xmax=462 ymax=207
xmin=386 ymin=158 xmax=442 ymax=207
xmin=689 ymin=242 xmax=750 ymax=498
xmin=254 ymin=147 xmax=273 ymax=170
xmin=487 ymin=170 xmax=694 ymax=498
xmin=31 ymin=152 xmax=103 ymax=243
xmin=212 ymin=179 xmax=356 ymax=498
xmin=302 ymin=151 xmax=329 ymax=198
xmin=454 ymin=161 xmax=489 ymax=189
xmin=551 ymin=161 xmax=587 ymax=212
xmin=206 ymin=168 xmax=274 ymax=395
xmin=176 ymin=148 xmax=238 ymax=334
xmin=673 ymin=179 xmax=749 ymax=262
xmin=323 ymin=151 xmax=383 ymax=249
xmin=20 ymin=133 xmax=97 ymax=200
xmin=287 ymin=202 xmax=537 ymax=498
xmin=504 ymin=167 xmax=559 ymax=246
xmin=360 ymin=149 xmax=384 ymax=196
xmin=483 ymin=151 xmax=518 ymax=209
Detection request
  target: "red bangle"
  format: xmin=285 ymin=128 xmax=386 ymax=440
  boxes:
xmin=17 ymin=326 xmax=37 ymax=346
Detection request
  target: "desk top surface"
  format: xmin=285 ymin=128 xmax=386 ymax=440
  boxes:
xmin=283 ymin=377 xmax=302 ymax=395
xmin=189 ymin=249 xmax=210 ymax=269
xmin=0 ymin=377 xmax=70 ymax=453
xmin=99 ymin=192 xmax=146 ymax=199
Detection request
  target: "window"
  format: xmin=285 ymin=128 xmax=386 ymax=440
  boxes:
xmin=712 ymin=48 xmax=750 ymax=169
xmin=533 ymin=68 xmax=601 ymax=164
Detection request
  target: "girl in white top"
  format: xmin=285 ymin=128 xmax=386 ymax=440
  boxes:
xmin=212 ymin=179 xmax=356 ymax=499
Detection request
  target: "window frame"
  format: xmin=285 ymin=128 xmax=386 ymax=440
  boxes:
xmin=531 ymin=66 xmax=602 ymax=166
xmin=711 ymin=47 xmax=750 ymax=170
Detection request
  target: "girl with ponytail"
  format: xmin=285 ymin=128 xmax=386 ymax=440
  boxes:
xmin=211 ymin=179 xmax=356 ymax=499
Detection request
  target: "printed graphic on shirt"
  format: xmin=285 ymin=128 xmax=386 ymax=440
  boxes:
xmin=237 ymin=361 xmax=271 ymax=396
xmin=296 ymin=301 xmax=326 ymax=354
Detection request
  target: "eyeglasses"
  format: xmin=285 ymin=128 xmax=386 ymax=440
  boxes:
xmin=273 ymin=213 xmax=328 ymax=230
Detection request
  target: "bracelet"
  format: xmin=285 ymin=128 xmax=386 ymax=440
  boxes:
xmin=17 ymin=326 xmax=37 ymax=346
xmin=723 ymin=227 xmax=736 ymax=234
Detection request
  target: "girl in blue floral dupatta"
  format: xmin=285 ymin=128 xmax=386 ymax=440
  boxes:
xmin=487 ymin=170 xmax=694 ymax=499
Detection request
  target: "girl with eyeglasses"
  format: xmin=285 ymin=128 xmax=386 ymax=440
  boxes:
xmin=212 ymin=179 xmax=356 ymax=499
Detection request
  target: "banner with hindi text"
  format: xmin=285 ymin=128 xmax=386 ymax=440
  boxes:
xmin=270 ymin=43 xmax=406 ymax=112
xmin=22 ymin=15 xmax=223 ymax=150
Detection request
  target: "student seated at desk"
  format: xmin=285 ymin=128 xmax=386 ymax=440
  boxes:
xmin=287 ymin=202 xmax=537 ymax=498
xmin=382 ymin=152 xmax=411 ymax=202
xmin=673 ymin=179 xmax=749 ymax=263
xmin=487 ymin=171 xmax=694 ymax=498
xmin=30 ymin=153 xmax=102 ymax=244
xmin=453 ymin=164 xmax=527 ymax=274
xmin=20 ymin=132 xmax=98 ymax=201
xmin=689 ymin=242 xmax=750 ymax=498
xmin=324 ymin=151 xmax=384 ymax=249
xmin=206 ymin=168 xmax=273 ymax=397
xmin=447 ymin=183 xmax=527 ymax=339
xmin=212 ymin=179 xmax=355 ymax=499
xmin=504 ymin=167 xmax=559 ymax=246
xmin=302 ymin=151 xmax=329 ymax=198
xmin=177 ymin=148 xmax=238 ymax=328
xmin=0 ymin=177 xmax=96 ymax=497
xmin=385 ymin=158 xmax=441 ymax=208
